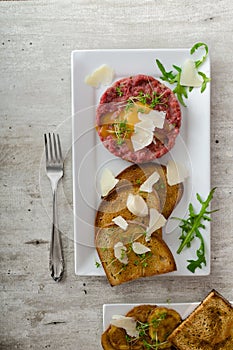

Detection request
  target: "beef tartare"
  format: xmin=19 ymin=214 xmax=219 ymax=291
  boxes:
xmin=96 ymin=75 xmax=181 ymax=163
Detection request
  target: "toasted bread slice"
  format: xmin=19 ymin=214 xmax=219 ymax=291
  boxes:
xmin=115 ymin=162 xmax=183 ymax=219
xmin=95 ymin=163 xmax=183 ymax=234
xmin=95 ymin=163 xmax=181 ymax=286
xmin=95 ymin=223 xmax=176 ymax=286
xmin=95 ymin=176 xmax=161 ymax=235
xmin=168 ymin=290 xmax=233 ymax=350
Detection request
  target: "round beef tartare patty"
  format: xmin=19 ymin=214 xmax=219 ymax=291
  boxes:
xmin=96 ymin=74 xmax=181 ymax=163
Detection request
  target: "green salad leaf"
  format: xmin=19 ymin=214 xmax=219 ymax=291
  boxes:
xmin=173 ymin=188 xmax=217 ymax=273
xmin=156 ymin=42 xmax=211 ymax=106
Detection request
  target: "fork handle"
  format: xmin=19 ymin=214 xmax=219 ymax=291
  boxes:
xmin=49 ymin=189 xmax=64 ymax=282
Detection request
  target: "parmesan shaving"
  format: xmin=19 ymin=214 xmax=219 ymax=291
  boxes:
xmin=146 ymin=208 xmax=166 ymax=241
xmin=138 ymin=109 xmax=166 ymax=129
xmin=100 ymin=168 xmax=119 ymax=196
xmin=126 ymin=193 xmax=148 ymax=217
xmin=84 ymin=64 xmax=114 ymax=88
xmin=166 ymin=160 xmax=189 ymax=186
xmin=114 ymin=242 xmax=128 ymax=265
xmin=132 ymin=242 xmax=151 ymax=255
xmin=111 ymin=315 xmax=139 ymax=337
xmin=139 ymin=171 xmax=160 ymax=193
xmin=131 ymin=119 xmax=154 ymax=152
xmin=180 ymin=59 xmax=202 ymax=87
xmin=112 ymin=216 xmax=128 ymax=231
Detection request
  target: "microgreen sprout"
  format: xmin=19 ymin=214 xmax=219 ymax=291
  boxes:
xmin=125 ymin=91 xmax=167 ymax=111
xmin=128 ymin=313 xmax=169 ymax=349
xmin=112 ymin=119 xmax=131 ymax=145
xmin=116 ymin=85 xmax=124 ymax=96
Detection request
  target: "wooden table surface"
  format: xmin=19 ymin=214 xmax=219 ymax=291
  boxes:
xmin=1 ymin=1 xmax=233 ymax=349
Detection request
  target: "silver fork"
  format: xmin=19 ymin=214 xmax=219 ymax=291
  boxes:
xmin=44 ymin=133 xmax=64 ymax=282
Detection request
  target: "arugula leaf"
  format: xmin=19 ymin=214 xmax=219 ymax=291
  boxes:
xmin=155 ymin=59 xmax=177 ymax=84
xmin=155 ymin=42 xmax=210 ymax=107
xmin=172 ymin=65 xmax=188 ymax=107
xmin=174 ymin=188 xmax=217 ymax=273
xmin=187 ymin=228 xmax=206 ymax=273
xmin=198 ymin=71 xmax=211 ymax=93
xmin=190 ymin=42 xmax=209 ymax=68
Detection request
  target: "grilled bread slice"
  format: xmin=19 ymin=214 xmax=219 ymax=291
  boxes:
xmin=95 ymin=163 xmax=182 ymax=285
xmin=95 ymin=223 xmax=176 ymax=286
xmin=116 ymin=163 xmax=183 ymax=219
xmin=95 ymin=163 xmax=183 ymax=234
xmin=95 ymin=179 xmax=161 ymax=235
xmin=168 ymin=290 xmax=233 ymax=350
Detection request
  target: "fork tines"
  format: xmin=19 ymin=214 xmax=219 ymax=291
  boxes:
xmin=44 ymin=133 xmax=63 ymax=164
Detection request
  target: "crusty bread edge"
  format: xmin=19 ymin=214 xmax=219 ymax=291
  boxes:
xmin=168 ymin=289 xmax=233 ymax=344
xmin=95 ymin=228 xmax=176 ymax=287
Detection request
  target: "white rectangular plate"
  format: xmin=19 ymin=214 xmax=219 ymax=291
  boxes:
xmin=71 ymin=48 xmax=210 ymax=276
xmin=103 ymin=302 xmax=199 ymax=330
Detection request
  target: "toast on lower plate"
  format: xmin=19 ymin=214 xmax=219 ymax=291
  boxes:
xmin=101 ymin=304 xmax=182 ymax=350
xmin=95 ymin=223 xmax=176 ymax=286
xmin=168 ymin=289 xmax=233 ymax=350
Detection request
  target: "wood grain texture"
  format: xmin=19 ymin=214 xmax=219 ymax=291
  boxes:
xmin=0 ymin=0 xmax=233 ymax=349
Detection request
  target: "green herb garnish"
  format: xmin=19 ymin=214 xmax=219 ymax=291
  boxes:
xmin=137 ymin=251 xmax=152 ymax=270
xmin=95 ymin=260 xmax=101 ymax=268
xmin=112 ymin=119 xmax=131 ymax=145
xmin=156 ymin=42 xmax=210 ymax=106
xmin=151 ymin=312 xmax=167 ymax=329
xmin=135 ymin=179 xmax=142 ymax=185
xmin=116 ymin=85 xmax=124 ymax=96
xmin=174 ymin=188 xmax=217 ymax=273
xmin=125 ymin=91 xmax=167 ymax=111
xmin=133 ymin=315 xmax=169 ymax=349
xmin=142 ymin=339 xmax=168 ymax=349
